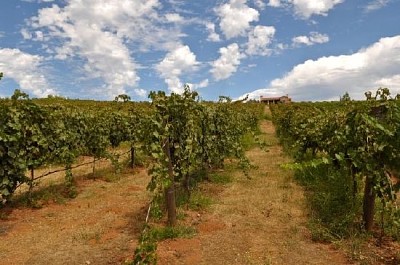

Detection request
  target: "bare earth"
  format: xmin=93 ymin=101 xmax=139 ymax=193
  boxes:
xmin=0 ymin=165 xmax=150 ymax=265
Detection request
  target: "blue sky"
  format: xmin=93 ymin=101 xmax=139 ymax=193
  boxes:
xmin=0 ymin=0 xmax=399 ymax=101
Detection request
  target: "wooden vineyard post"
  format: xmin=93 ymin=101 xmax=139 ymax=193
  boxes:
xmin=28 ymin=167 xmax=34 ymax=204
xmin=363 ymin=176 xmax=375 ymax=231
xmin=92 ymin=157 xmax=96 ymax=178
xmin=164 ymin=138 xmax=176 ymax=226
xmin=166 ymin=187 xmax=176 ymax=226
xmin=130 ymin=146 xmax=135 ymax=169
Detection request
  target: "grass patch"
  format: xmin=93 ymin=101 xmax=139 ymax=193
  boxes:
xmin=294 ymin=164 xmax=361 ymax=239
xmin=242 ymin=132 xmax=256 ymax=150
xmin=72 ymin=228 xmax=103 ymax=243
xmin=264 ymin=112 xmax=272 ymax=121
xmin=149 ymin=225 xmax=197 ymax=241
xmin=102 ymin=172 xmax=121 ymax=182
xmin=209 ymin=173 xmax=232 ymax=184
xmin=188 ymin=191 xmax=213 ymax=211
xmin=121 ymin=147 xmax=151 ymax=168
xmin=307 ymin=220 xmax=338 ymax=243
xmin=11 ymin=182 xmax=68 ymax=207
xmin=132 ymin=224 xmax=196 ymax=265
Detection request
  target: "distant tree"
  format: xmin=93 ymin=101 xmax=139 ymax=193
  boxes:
xmin=47 ymin=94 xmax=67 ymax=99
xmin=340 ymin=92 xmax=351 ymax=102
xmin=376 ymin=87 xmax=390 ymax=100
xmin=114 ymin=94 xmax=131 ymax=102
xmin=0 ymin=72 xmax=3 ymax=80
xmin=11 ymin=89 xmax=29 ymax=100
xmin=365 ymin=87 xmax=392 ymax=101
xmin=365 ymin=91 xmax=373 ymax=101
xmin=218 ymin=95 xmax=232 ymax=103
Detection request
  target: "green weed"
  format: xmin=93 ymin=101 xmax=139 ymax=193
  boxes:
xmin=149 ymin=225 xmax=196 ymax=241
xmin=188 ymin=191 xmax=213 ymax=211
xmin=209 ymin=173 xmax=232 ymax=184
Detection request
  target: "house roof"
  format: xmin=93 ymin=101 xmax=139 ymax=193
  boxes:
xmin=260 ymin=95 xmax=289 ymax=100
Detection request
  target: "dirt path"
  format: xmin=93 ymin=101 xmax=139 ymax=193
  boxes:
xmin=0 ymin=166 xmax=150 ymax=265
xmin=158 ymin=106 xmax=350 ymax=264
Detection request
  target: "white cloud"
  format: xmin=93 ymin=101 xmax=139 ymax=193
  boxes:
xmin=165 ymin=13 xmax=184 ymax=23
xmin=292 ymin=0 xmax=344 ymax=18
xmin=292 ymin=32 xmax=329 ymax=46
xmin=0 ymin=48 xmax=55 ymax=97
xmin=246 ymin=25 xmax=276 ymax=56
xmin=267 ymin=0 xmax=344 ymax=19
xmin=292 ymin=36 xmax=311 ymax=45
xmin=254 ymin=0 xmax=267 ymax=9
xmin=364 ymin=0 xmax=390 ymax=12
xmin=215 ymin=0 xmax=259 ymax=39
xmin=309 ymin=32 xmax=330 ymax=43
xmin=197 ymin=79 xmax=209 ymax=88
xmin=205 ymin=22 xmax=221 ymax=42
xmin=187 ymin=79 xmax=209 ymax=90
xmin=34 ymin=30 xmax=44 ymax=41
xmin=21 ymin=28 xmax=32 ymax=39
xmin=240 ymin=63 xmax=257 ymax=73
xmin=276 ymin=43 xmax=289 ymax=50
xmin=22 ymin=0 xmax=55 ymax=3
xmin=156 ymin=45 xmax=200 ymax=93
xmin=134 ymin=88 xmax=148 ymax=98
xmin=26 ymin=0 xmax=186 ymax=98
xmin=211 ymin=43 xmax=243 ymax=81
xmin=268 ymin=0 xmax=282 ymax=7
xmin=244 ymin=35 xmax=400 ymax=101
xmin=373 ymin=75 xmax=400 ymax=92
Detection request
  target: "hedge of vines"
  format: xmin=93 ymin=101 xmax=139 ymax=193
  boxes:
xmin=0 ymin=86 xmax=263 ymax=226
xmin=271 ymin=88 xmax=400 ymax=232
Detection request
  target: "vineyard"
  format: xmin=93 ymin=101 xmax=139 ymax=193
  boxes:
xmin=0 ymin=86 xmax=265 ymax=263
xmin=270 ymin=89 xmax=400 ymax=241
xmin=1 ymin=88 xmax=262 ymax=196
xmin=1 ymin=82 xmax=400 ymax=263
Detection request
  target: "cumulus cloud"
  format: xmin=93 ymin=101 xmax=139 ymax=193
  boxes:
xmin=156 ymin=45 xmax=200 ymax=93
xmin=25 ymin=0 xmax=186 ymax=98
xmin=364 ymin=0 xmax=390 ymax=12
xmin=187 ymin=79 xmax=209 ymax=90
xmin=215 ymin=0 xmax=259 ymax=39
xmin=292 ymin=0 xmax=344 ymax=18
xmin=205 ymin=22 xmax=221 ymax=42
xmin=246 ymin=25 xmax=276 ymax=56
xmin=292 ymin=32 xmax=329 ymax=46
xmin=22 ymin=0 xmax=54 ymax=3
xmin=267 ymin=0 xmax=344 ymax=19
xmin=134 ymin=88 xmax=148 ymax=98
xmin=211 ymin=43 xmax=243 ymax=81
xmin=254 ymin=0 xmax=267 ymax=9
xmin=0 ymin=48 xmax=55 ymax=97
xmin=373 ymin=75 xmax=400 ymax=92
xmin=243 ymin=35 xmax=400 ymax=101
xmin=165 ymin=13 xmax=184 ymax=23
xmin=268 ymin=0 xmax=282 ymax=7
xmin=199 ymin=79 xmax=209 ymax=87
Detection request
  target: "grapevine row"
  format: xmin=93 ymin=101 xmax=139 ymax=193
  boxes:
xmin=0 ymin=87 xmax=263 ymax=228
xmin=271 ymin=91 xmax=400 ymax=232
xmin=0 ymin=90 xmax=145 ymax=201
